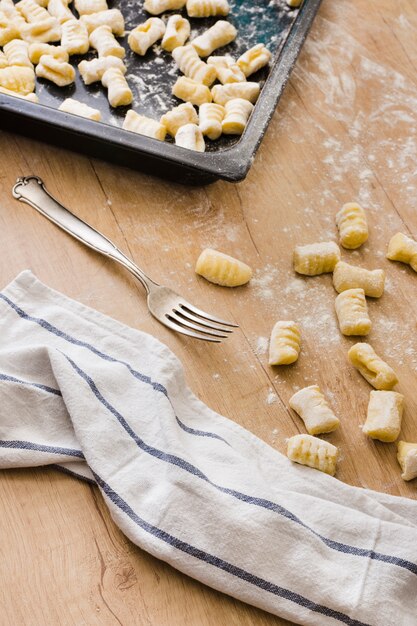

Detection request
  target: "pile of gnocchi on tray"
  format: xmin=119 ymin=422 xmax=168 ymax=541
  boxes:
xmin=195 ymin=203 xmax=417 ymax=483
xmin=0 ymin=0 xmax=302 ymax=151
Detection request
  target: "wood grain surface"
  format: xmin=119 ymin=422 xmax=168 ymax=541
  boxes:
xmin=0 ymin=0 xmax=416 ymax=624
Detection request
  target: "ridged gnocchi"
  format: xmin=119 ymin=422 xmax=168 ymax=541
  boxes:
xmin=123 ymin=109 xmax=167 ymax=140
xmin=78 ymin=54 xmax=125 ymax=84
xmin=348 ymin=343 xmax=398 ymax=390
xmin=336 ymin=202 xmax=368 ymax=249
xmin=286 ymin=434 xmax=338 ymax=476
xmin=0 ymin=85 xmax=39 ymax=101
xmin=195 ymin=248 xmax=252 ymax=286
xmin=89 ymin=24 xmax=125 ymax=58
xmin=102 ymin=66 xmax=132 ymax=106
xmin=191 ymin=20 xmax=236 ymax=57
xmin=186 ymin=0 xmax=229 ymax=17
xmin=175 ymin=122 xmax=205 ymax=151
xmin=0 ymin=65 xmax=35 ymax=94
xmin=268 ymin=320 xmax=301 ymax=366
xmin=333 ymin=261 xmax=385 ymax=298
xmin=172 ymin=76 xmax=212 ymax=105
xmin=397 ymin=441 xmax=417 ymax=481
xmin=207 ymin=55 xmax=246 ymax=84
xmin=335 ymin=288 xmax=371 ymax=336
xmin=74 ymin=0 xmax=107 ymax=15
xmin=3 ymin=39 xmax=33 ymax=67
xmin=29 ymin=42 xmax=69 ymax=63
xmin=293 ymin=241 xmax=341 ymax=276
xmin=47 ymin=0 xmax=73 ymax=24
xmin=80 ymin=9 xmax=125 ymax=36
xmin=20 ymin=17 xmax=62 ymax=43
xmin=222 ymin=97 xmax=253 ymax=134
xmin=172 ymin=44 xmax=216 ymax=85
xmin=58 ymin=97 xmax=101 ymax=120
xmin=363 ymin=390 xmax=404 ymax=443
xmin=144 ymin=0 xmax=186 ymax=15
xmin=161 ymin=14 xmax=190 ymax=51
xmin=198 ymin=102 xmax=224 ymax=140
xmin=61 ymin=19 xmax=89 ymax=55
xmin=35 ymin=54 xmax=75 ymax=85
xmin=237 ymin=43 xmax=271 ymax=77
xmin=289 ymin=385 xmax=340 ymax=435
xmin=211 ymin=81 xmax=260 ymax=105
xmin=128 ymin=17 xmax=165 ymax=56
xmin=386 ymin=232 xmax=417 ymax=272
xmin=160 ymin=101 xmax=198 ymax=136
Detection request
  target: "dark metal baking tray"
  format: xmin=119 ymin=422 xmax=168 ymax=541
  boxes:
xmin=0 ymin=0 xmax=322 ymax=184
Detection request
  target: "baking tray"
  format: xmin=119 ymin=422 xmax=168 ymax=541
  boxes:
xmin=0 ymin=0 xmax=322 ymax=184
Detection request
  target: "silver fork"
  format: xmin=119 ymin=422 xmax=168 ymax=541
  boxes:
xmin=12 ymin=176 xmax=237 ymax=342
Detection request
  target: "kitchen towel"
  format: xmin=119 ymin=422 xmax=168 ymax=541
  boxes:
xmin=0 ymin=270 xmax=416 ymax=626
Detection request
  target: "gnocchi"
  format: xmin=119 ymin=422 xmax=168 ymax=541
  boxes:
xmin=191 ymin=20 xmax=237 ymax=57
xmin=101 ymin=66 xmax=132 ymax=106
xmin=0 ymin=85 xmax=39 ymax=101
xmin=160 ymin=101 xmax=198 ymax=136
xmin=186 ymin=0 xmax=229 ymax=17
xmin=47 ymin=0 xmax=73 ymax=24
xmin=293 ymin=241 xmax=341 ymax=276
xmin=335 ymin=288 xmax=371 ymax=336
xmin=397 ymin=441 xmax=417 ymax=481
xmin=80 ymin=9 xmax=125 ymax=36
xmin=195 ymin=248 xmax=252 ymax=286
xmin=348 ymin=343 xmax=398 ymax=390
xmin=0 ymin=50 xmax=8 ymax=69
xmin=172 ymin=76 xmax=212 ymax=105
xmin=0 ymin=65 xmax=35 ymax=94
xmin=207 ymin=55 xmax=246 ymax=84
xmin=74 ymin=0 xmax=108 ymax=15
xmin=198 ymin=102 xmax=224 ymax=140
xmin=286 ymin=434 xmax=338 ymax=476
xmin=237 ymin=43 xmax=271 ymax=77
xmin=161 ymin=14 xmax=190 ymax=51
xmin=222 ymin=97 xmax=253 ymax=134
xmin=336 ymin=202 xmax=368 ymax=249
xmin=172 ymin=44 xmax=216 ymax=86
xmin=16 ymin=0 xmax=52 ymax=23
xmin=128 ymin=17 xmax=165 ymax=56
xmin=29 ymin=42 xmax=69 ymax=63
xmin=363 ymin=390 xmax=404 ymax=443
xmin=0 ymin=18 xmax=20 ymax=48
xmin=3 ymin=39 xmax=33 ymax=68
xmin=61 ymin=19 xmax=89 ymax=55
xmin=333 ymin=261 xmax=385 ymax=298
xmin=123 ymin=109 xmax=167 ymax=140
xmin=20 ymin=18 xmax=62 ymax=43
xmin=35 ymin=54 xmax=75 ymax=86
xmin=211 ymin=81 xmax=260 ymax=105
xmin=78 ymin=54 xmax=125 ymax=84
xmin=144 ymin=0 xmax=186 ymax=15
xmin=386 ymin=232 xmax=417 ymax=272
xmin=89 ymin=24 xmax=125 ymax=58
xmin=58 ymin=97 xmax=101 ymax=120
xmin=268 ymin=320 xmax=301 ymax=366
xmin=289 ymin=385 xmax=340 ymax=435
xmin=175 ymin=122 xmax=205 ymax=151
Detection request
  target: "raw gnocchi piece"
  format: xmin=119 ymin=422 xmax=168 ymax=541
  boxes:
xmin=35 ymin=54 xmax=75 ymax=85
xmin=78 ymin=54 xmax=125 ymax=84
xmin=123 ymin=109 xmax=166 ymax=140
xmin=0 ymin=17 xmax=20 ymax=48
xmin=348 ymin=343 xmax=398 ymax=390
xmin=80 ymin=9 xmax=124 ymax=35
xmin=268 ymin=320 xmax=301 ymax=366
xmin=336 ymin=202 xmax=368 ymax=249
xmin=58 ymin=97 xmax=101 ymax=120
xmin=101 ymin=66 xmax=132 ymax=106
xmin=89 ymin=24 xmax=124 ymax=58
xmin=161 ymin=14 xmax=189 ymax=51
xmin=0 ymin=65 xmax=35 ymax=94
xmin=222 ymin=97 xmax=253 ymax=134
xmin=74 ymin=0 xmax=107 ymax=14
xmin=397 ymin=441 xmax=417 ymax=481
xmin=172 ymin=76 xmax=212 ymax=106
xmin=20 ymin=18 xmax=62 ymax=43
xmin=207 ymin=55 xmax=246 ymax=84
xmin=333 ymin=261 xmax=385 ymax=298
xmin=286 ymin=434 xmax=338 ymax=476
xmin=198 ymin=102 xmax=224 ymax=140
xmin=386 ymin=232 xmax=417 ymax=272
xmin=61 ymin=19 xmax=89 ymax=55
xmin=186 ymin=0 xmax=229 ymax=18
xmin=293 ymin=241 xmax=341 ymax=276
xmin=128 ymin=18 xmax=165 ymax=56
xmin=289 ymin=385 xmax=340 ymax=435
xmin=237 ymin=43 xmax=271 ymax=77
xmin=195 ymin=248 xmax=252 ymax=286
xmin=363 ymin=390 xmax=404 ymax=443
xmin=16 ymin=0 xmax=51 ymax=22
xmin=335 ymin=288 xmax=371 ymax=336
xmin=0 ymin=85 xmax=38 ymax=101
xmin=172 ymin=44 xmax=216 ymax=85
xmin=47 ymin=0 xmax=73 ymax=23
xmin=144 ymin=0 xmax=186 ymax=15
xmin=160 ymin=101 xmax=198 ymax=136
xmin=211 ymin=81 xmax=260 ymax=105
xmin=191 ymin=20 xmax=237 ymax=57
xmin=0 ymin=50 xmax=8 ymax=69
xmin=175 ymin=123 xmax=205 ymax=152
xmin=0 ymin=0 xmax=27 ymax=33
xmin=29 ymin=42 xmax=69 ymax=63
xmin=3 ymin=39 xmax=33 ymax=67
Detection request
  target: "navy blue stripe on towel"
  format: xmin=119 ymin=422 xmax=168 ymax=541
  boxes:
xmin=0 ymin=373 xmax=61 ymax=396
xmin=0 ymin=293 xmax=229 ymax=446
xmin=0 ymin=439 xmax=84 ymax=458
xmin=93 ymin=471 xmax=370 ymax=626
xmin=65 ymin=354 xmax=417 ymax=578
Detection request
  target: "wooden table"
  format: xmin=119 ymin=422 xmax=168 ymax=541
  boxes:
xmin=1 ymin=0 xmax=416 ymax=623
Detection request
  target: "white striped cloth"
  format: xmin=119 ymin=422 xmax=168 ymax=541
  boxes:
xmin=0 ymin=271 xmax=416 ymax=626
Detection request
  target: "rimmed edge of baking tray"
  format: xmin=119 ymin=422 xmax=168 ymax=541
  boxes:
xmin=0 ymin=0 xmax=322 ymax=185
